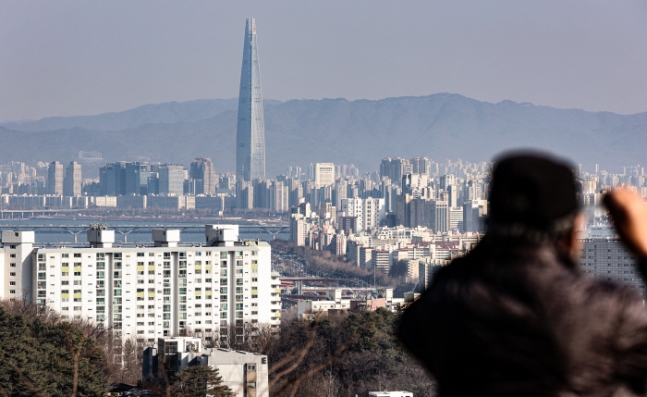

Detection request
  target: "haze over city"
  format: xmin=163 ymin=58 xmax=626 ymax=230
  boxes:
xmin=1 ymin=3 xmax=647 ymax=397
xmin=2 ymin=1 xmax=647 ymax=121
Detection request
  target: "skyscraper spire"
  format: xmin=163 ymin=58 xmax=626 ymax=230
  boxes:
xmin=236 ymin=18 xmax=266 ymax=182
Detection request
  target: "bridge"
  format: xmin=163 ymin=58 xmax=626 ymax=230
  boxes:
xmin=0 ymin=209 xmax=83 ymax=219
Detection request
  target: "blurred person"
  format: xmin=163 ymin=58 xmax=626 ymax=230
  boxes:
xmin=399 ymin=152 xmax=647 ymax=397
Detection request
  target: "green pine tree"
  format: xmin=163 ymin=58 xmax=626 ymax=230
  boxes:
xmin=170 ymin=365 xmax=233 ymax=397
xmin=0 ymin=305 xmax=108 ymax=397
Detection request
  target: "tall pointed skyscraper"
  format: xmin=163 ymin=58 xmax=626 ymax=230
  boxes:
xmin=236 ymin=18 xmax=266 ymax=182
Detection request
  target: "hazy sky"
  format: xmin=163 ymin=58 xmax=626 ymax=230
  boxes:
xmin=1 ymin=1 xmax=647 ymax=121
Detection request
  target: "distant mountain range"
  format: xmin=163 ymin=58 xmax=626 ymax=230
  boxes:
xmin=1 ymin=93 xmax=646 ymax=176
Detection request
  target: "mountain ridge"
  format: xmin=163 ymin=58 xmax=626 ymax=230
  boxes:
xmin=1 ymin=93 xmax=645 ymax=175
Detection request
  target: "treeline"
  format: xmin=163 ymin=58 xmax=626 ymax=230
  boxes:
xmin=266 ymin=309 xmax=434 ymax=397
xmin=0 ymin=300 xmax=110 ymax=396
xmin=0 ymin=301 xmax=433 ymax=396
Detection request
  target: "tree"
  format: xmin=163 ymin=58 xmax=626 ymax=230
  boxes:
xmin=170 ymin=366 xmax=232 ymax=397
xmin=389 ymin=259 xmax=409 ymax=281
xmin=265 ymin=309 xmax=436 ymax=397
xmin=0 ymin=304 xmax=108 ymax=397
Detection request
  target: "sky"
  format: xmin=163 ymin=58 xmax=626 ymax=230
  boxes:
xmin=1 ymin=1 xmax=647 ymax=121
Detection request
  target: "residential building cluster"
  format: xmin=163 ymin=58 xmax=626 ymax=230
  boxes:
xmin=295 ymin=287 xmax=403 ymax=320
xmin=0 ymin=224 xmax=281 ymax=344
xmin=1 ymin=158 xmax=646 ymax=216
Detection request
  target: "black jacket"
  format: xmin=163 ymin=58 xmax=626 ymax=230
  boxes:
xmin=399 ymin=237 xmax=647 ymax=396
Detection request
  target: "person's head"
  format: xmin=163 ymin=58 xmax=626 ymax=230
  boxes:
xmin=487 ymin=151 xmax=582 ymax=255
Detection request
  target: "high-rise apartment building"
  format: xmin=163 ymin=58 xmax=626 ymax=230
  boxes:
xmin=190 ymin=158 xmax=216 ymax=195
xmin=47 ymin=161 xmax=64 ymax=195
xmin=439 ymin=174 xmax=456 ymax=191
xmin=380 ymin=158 xmax=412 ymax=187
xmin=236 ymin=181 xmax=254 ymax=209
xmin=462 ymin=199 xmax=488 ymax=233
xmin=411 ymin=157 xmax=432 ymax=176
xmin=63 ymin=162 xmax=82 ymax=196
xmin=315 ymin=163 xmax=335 ymax=187
xmin=236 ymin=18 xmax=266 ymax=182
xmin=0 ymin=225 xmax=280 ymax=342
xmin=579 ymin=239 xmax=645 ymax=296
xmin=270 ymin=181 xmax=289 ymax=212
xmin=341 ymin=198 xmax=385 ymax=232
xmin=290 ymin=214 xmax=308 ymax=246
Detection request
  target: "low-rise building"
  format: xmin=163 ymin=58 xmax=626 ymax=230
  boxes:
xmin=144 ymin=336 xmax=269 ymax=397
xmin=368 ymin=392 xmax=413 ymax=397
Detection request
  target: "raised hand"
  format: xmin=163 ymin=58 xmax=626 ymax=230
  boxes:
xmin=603 ymin=189 xmax=647 ymax=260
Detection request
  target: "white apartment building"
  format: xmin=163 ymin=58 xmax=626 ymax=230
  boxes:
xmin=341 ymin=198 xmax=386 ymax=232
xmin=1 ymin=225 xmax=281 ymax=343
xmin=290 ymin=214 xmax=308 ymax=246
xmin=579 ymin=238 xmax=645 ymax=296
xmin=314 ymin=163 xmax=335 ymax=187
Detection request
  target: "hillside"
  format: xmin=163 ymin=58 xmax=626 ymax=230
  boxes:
xmin=1 ymin=93 xmax=645 ymax=175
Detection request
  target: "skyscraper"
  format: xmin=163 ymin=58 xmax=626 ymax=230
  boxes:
xmin=236 ymin=18 xmax=266 ymax=182
xmin=159 ymin=165 xmax=185 ymax=196
xmin=190 ymin=158 xmax=216 ymax=195
xmin=63 ymin=161 xmax=82 ymax=196
xmin=47 ymin=161 xmax=64 ymax=195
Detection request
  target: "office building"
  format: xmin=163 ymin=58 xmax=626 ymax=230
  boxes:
xmin=100 ymin=162 xmax=127 ymax=196
xmin=125 ymin=162 xmax=151 ymax=195
xmin=236 ymin=18 xmax=266 ymax=182
xmin=63 ymin=162 xmax=82 ymax=196
xmin=371 ymin=250 xmax=391 ymax=274
xmin=159 ymin=165 xmax=185 ymax=196
xmin=47 ymin=161 xmax=64 ymax=195
xmin=314 ymin=163 xmax=335 ymax=187
xmin=0 ymin=225 xmax=280 ymax=343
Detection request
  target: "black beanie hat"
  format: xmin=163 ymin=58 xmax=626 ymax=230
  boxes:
xmin=489 ymin=152 xmax=578 ymax=229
